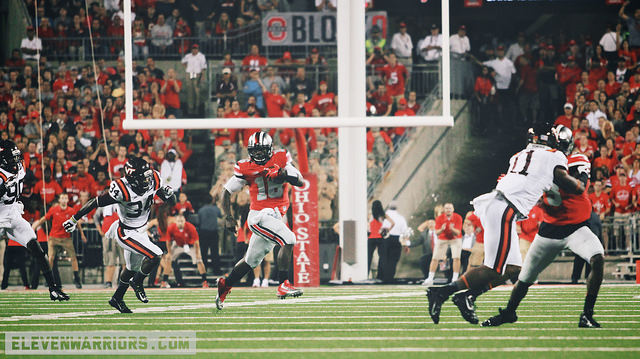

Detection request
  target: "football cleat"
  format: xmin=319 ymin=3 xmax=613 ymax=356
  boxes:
xmin=202 ymin=280 xmax=209 ymax=289
xmin=216 ymin=277 xmax=232 ymax=310
xmin=49 ymin=286 xmax=70 ymax=301
xmin=426 ymin=286 xmax=450 ymax=324
xmin=129 ymin=278 xmax=149 ymax=303
xmin=276 ymin=280 xmax=303 ymax=299
xmin=109 ymin=297 xmax=133 ymax=314
xmin=481 ymin=308 xmax=518 ymax=327
xmin=452 ymin=290 xmax=479 ymax=324
xmin=579 ymin=311 xmax=601 ymax=328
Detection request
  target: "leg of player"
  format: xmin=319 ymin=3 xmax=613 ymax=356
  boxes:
xmin=216 ymin=258 xmax=252 ymax=310
xmin=130 ymin=255 xmax=161 ymax=303
xmin=580 ymin=254 xmax=603 ymax=328
xmin=26 ymin=239 xmax=69 ymax=301
xmin=109 ymin=267 xmax=135 ymax=313
xmin=275 ymin=243 xmax=303 ymax=299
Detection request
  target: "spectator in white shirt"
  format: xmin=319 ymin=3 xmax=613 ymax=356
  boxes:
xmin=150 ymin=14 xmax=173 ymax=54
xmin=586 ymin=100 xmax=607 ymax=131
xmin=505 ymin=32 xmax=526 ymax=62
xmin=450 ymin=25 xmax=470 ymax=57
xmin=160 ymin=149 xmax=183 ymax=193
xmin=391 ymin=22 xmax=413 ymax=68
xmin=21 ymin=26 xmax=42 ymax=61
xmin=483 ymin=45 xmax=517 ymax=128
xmin=182 ymin=44 xmax=208 ymax=116
xmin=420 ymin=24 xmax=443 ymax=63
xmin=599 ymin=23 xmax=621 ymax=70
xmin=379 ymin=201 xmax=409 ymax=283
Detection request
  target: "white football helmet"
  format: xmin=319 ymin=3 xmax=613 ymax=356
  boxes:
xmin=247 ymin=131 xmax=273 ymax=165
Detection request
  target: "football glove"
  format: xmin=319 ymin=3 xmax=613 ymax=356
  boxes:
xmin=63 ymin=217 xmax=78 ymax=233
xmin=265 ymin=165 xmax=286 ymax=181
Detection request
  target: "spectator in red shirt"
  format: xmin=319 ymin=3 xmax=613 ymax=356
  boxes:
xmin=257 ymin=77 xmax=287 ymax=117
xmin=406 ymin=91 xmax=421 ymax=114
xmin=32 ymin=193 xmax=85 ymax=288
xmin=611 ymin=171 xmax=633 ymax=251
xmin=309 ymin=81 xmax=336 ymax=116
xmin=382 ymin=53 xmax=408 ymax=102
xmin=517 ymin=56 xmax=539 ymax=126
xmin=5 ymin=49 xmax=26 ymax=68
xmin=555 ymin=103 xmax=574 ymax=127
xmin=34 ymin=168 xmax=63 ymax=205
xmin=370 ymin=82 xmax=392 ymax=117
xmin=109 ymin=146 xmax=128 ymax=178
xmin=424 ymin=203 xmax=463 ymax=285
xmin=160 ymin=68 xmax=182 ymax=118
xmin=173 ymin=192 xmax=195 ymax=216
xmin=605 ymin=71 xmax=621 ymax=97
xmin=291 ymin=93 xmax=314 ymax=117
xmin=167 ymin=214 xmax=207 ymax=287
xmin=225 ymin=100 xmax=248 ymax=118
xmin=242 ymin=44 xmax=268 ymax=73
xmin=517 ymin=205 xmax=543 ymax=261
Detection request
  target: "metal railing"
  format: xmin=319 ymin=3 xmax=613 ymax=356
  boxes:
xmin=600 ymin=215 xmax=640 ymax=255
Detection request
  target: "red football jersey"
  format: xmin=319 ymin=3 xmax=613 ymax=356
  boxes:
xmin=518 ymin=205 xmax=543 ymax=243
xmin=234 ymin=149 xmax=292 ymax=214
xmin=543 ymin=183 xmax=592 ymax=226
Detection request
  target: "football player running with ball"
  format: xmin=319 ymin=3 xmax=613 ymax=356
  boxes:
xmin=427 ymin=125 xmax=585 ymax=324
xmin=216 ymin=131 xmax=304 ymax=310
xmin=64 ymin=157 xmax=175 ymax=313
xmin=482 ymin=153 xmax=604 ymax=328
xmin=0 ymin=140 xmax=68 ymax=301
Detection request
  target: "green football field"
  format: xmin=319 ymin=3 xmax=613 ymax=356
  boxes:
xmin=0 ymin=284 xmax=638 ymax=358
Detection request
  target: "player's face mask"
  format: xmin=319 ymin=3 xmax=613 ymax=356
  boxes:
xmin=248 ymin=145 xmax=271 ymax=165
xmin=131 ymin=169 xmax=153 ymax=194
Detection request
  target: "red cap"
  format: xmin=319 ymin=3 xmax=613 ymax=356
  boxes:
xmin=192 ymin=43 xmax=199 ymax=49
xmin=106 ymin=67 xmax=116 ymax=76
xmin=547 ymin=44 xmax=555 ymax=50
xmin=585 ymin=40 xmax=592 ymax=46
xmin=283 ymin=51 xmax=292 ymax=60
xmin=319 ymin=80 xmax=327 ymax=86
xmin=568 ymin=55 xmax=576 ymax=61
xmin=459 ymin=25 xmax=466 ymax=30
xmin=399 ymin=22 xmax=407 ymax=27
xmin=311 ymin=47 xmax=319 ymax=54
xmin=398 ymin=98 xmax=407 ymax=105
xmin=569 ymin=39 xmax=577 ymax=46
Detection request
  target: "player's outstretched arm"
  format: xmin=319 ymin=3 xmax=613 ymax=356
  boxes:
xmin=63 ymin=194 xmax=117 ymax=233
xmin=222 ymin=189 xmax=237 ymax=235
xmin=271 ymin=164 xmax=303 ymax=187
xmin=553 ymin=166 xmax=585 ymax=195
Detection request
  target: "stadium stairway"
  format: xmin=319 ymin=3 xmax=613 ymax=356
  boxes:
xmin=181 ymin=131 xmax=215 ymax=210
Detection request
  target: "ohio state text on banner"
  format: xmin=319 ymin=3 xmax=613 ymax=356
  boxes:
xmin=292 ymin=173 xmax=320 ymax=287
xmin=262 ymin=12 xmax=387 ymax=46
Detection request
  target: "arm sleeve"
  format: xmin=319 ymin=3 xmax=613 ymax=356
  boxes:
xmin=224 ymin=175 xmax=246 ymax=193
xmin=73 ymin=194 xmax=117 ymax=221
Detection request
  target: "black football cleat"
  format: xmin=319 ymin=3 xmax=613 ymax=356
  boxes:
xmin=109 ymin=297 xmax=133 ymax=313
xmin=129 ymin=278 xmax=149 ymax=303
xmin=579 ymin=311 xmax=601 ymax=328
xmin=426 ymin=286 xmax=450 ymax=324
xmin=452 ymin=290 xmax=479 ymax=324
xmin=49 ymin=286 xmax=70 ymax=301
xmin=481 ymin=308 xmax=517 ymax=327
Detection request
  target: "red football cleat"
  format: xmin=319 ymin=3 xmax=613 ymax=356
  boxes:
xmin=276 ymin=280 xmax=303 ymax=299
xmin=202 ymin=280 xmax=209 ymax=289
xmin=215 ymin=277 xmax=232 ymax=310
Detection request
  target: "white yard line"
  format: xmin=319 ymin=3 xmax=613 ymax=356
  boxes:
xmin=194 ymin=347 xmax=640 ymax=353
xmin=191 ymin=336 xmax=640 ymax=341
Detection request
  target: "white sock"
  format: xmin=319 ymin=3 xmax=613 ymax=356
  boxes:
xmin=427 ymin=272 xmax=435 ymax=280
xmin=452 ymin=272 xmax=459 ymax=281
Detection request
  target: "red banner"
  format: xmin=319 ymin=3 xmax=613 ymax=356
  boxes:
xmin=292 ymin=173 xmax=320 ymax=287
xmin=464 ymin=0 xmax=482 ymax=7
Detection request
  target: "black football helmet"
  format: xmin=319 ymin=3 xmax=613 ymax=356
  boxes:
xmin=0 ymin=140 xmax=22 ymax=174
xmin=124 ymin=156 xmax=154 ymax=195
xmin=247 ymin=131 xmax=273 ymax=165
xmin=547 ymin=125 xmax=574 ymax=155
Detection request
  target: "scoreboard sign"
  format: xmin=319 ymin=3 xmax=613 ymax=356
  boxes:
xmin=263 ymin=11 xmax=387 ymax=46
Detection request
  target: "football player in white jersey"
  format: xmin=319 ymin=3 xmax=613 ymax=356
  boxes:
xmin=64 ymin=157 xmax=175 ymax=313
xmin=0 ymin=140 xmax=68 ymax=301
xmin=427 ymin=125 xmax=586 ymax=324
